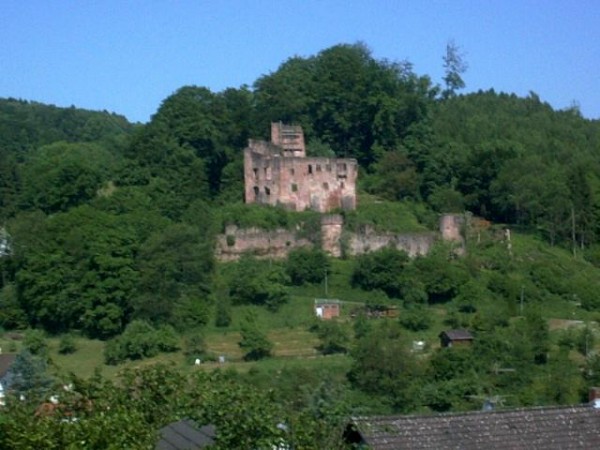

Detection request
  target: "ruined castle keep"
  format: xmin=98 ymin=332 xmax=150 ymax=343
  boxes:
xmin=220 ymin=122 xmax=465 ymax=262
xmin=244 ymin=123 xmax=358 ymax=212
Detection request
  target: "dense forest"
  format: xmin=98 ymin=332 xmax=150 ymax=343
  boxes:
xmin=2 ymin=43 xmax=600 ymax=448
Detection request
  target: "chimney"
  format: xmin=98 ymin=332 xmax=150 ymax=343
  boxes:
xmin=589 ymin=387 xmax=600 ymax=408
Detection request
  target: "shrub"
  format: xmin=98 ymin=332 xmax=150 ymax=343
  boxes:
xmin=315 ymin=321 xmax=350 ymax=355
xmin=215 ymin=300 xmax=232 ymax=327
xmin=239 ymin=314 xmax=273 ymax=361
xmin=399 ymin=306 xmax=433 ymax=331
xmin=23 ymin=329 xmax=47 ymax=356
xmin=104 ymin=320 xmax=180 ymax=365
xmin=58 ymin=334 xmax=77 ymax=355
xmin=286 ymin=247 xmax=330 ymax=285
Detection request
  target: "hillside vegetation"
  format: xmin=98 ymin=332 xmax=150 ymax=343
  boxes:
xmin=2 ymin=43 xmax=600 ymax=448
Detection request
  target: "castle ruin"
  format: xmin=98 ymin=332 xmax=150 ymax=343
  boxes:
xmin=244 ymin=123 xmax=358 ymax=212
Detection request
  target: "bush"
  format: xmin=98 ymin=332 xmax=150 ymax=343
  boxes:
xmin=215 ymin=299 xmax=232 ymax=327
xmin=351 ymin=247 xmax=410 ymax=298
xmin=239 ymin=314 xmax=273 ymax=361
xmin=58 ymin=334 xmax=77 ymax=354
xmin=229 ymin=255 xmax=289 ymax=311
xmin=23 ymin=329 xmax=47 ymax=356
xmin=104 ymin=320 xmax=180 ymax=365
xmin=399 ymin=306 xmax=432 ymax=331
xmin=315 ymin=321 xmax=350 ymax=355
xmin=183 ymin=332 xmax=208 ymax=360
xmin=286 ymin=247 xmax=330 ymax=285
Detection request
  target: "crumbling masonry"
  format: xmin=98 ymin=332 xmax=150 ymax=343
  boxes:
xmin=244 ymin=123 xmax=358 ymax=212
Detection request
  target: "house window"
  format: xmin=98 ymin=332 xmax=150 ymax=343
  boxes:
xmin=326 ymin=164 xmax=332 ymax=172
xmin=323 ymin=182 xmax=329 ymax=190
xmin=308 ymin=164 xmax=313 ymax=175
xmin=253 ymin=186 xmax=259 ymax=198
xmin=340 ymin=182 xmax=345 ymax=189
xmin=253 ymin=168 xmax=258 ymax=180
xmin=265 ymin=187 xmax=271 ymax=196
xmin=337 ymin=163 xmax=347 ymax=171
xmin=316 ymin=164 xmax=322 ymax=172
xmin=291 ymin=183 xmax=298 ymax=192
xmin=289 ymin=168 xmax=295 ymax=175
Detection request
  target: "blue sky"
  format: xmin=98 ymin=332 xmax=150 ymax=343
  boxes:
xmin=2 ymin=1 xmax=599 ymax=123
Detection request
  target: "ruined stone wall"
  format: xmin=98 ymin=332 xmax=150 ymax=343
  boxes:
xmin=244 ymin=148 xmax=357 ymax=212
xmin=215 ymin=217 xmax=438 ymax=261
xmin=271 ymin=122 xmax=305 ymax=157
xmin=244 ymin=123 xmax=357 ymax=213
xmin=215 ymin=225 xmax=312 ymax=262
xmin=321 ymin=214 xmax=344 ymax=257
xmin=347 ymin=232 xmax=436 ymax=257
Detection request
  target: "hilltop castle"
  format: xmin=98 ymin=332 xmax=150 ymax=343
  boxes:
xmin=244 ymin=123 xmax=358 ymax=212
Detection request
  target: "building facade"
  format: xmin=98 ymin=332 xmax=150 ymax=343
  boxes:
xmin=244 ymin=123 xmax=358 ymax=212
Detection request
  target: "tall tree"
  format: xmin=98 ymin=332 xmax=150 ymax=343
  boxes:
xmin=442 ymin=40 xmax=468 ymax=98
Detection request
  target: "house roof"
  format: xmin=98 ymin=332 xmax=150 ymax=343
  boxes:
xmin=440 ymin=329 xmax=473 ymax=341
xmin=156 ymin=420 xmax=216 ymax=450
xmin=349 ymin=404 xmax=600 ymax=449
xmin=0 ymin=354 xmax=16 ymax=380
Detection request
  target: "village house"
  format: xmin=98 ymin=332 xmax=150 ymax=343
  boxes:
xmin=346 ymin=390 xmax=600 ymax=449
xmin=244 ymin=123 xmax=358 ymax=212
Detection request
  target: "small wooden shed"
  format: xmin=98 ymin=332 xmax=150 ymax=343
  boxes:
xmin=314 ymin=299 xmax=340 ymax=320
xmin=439 ymin=329 xmax=473 ymax=348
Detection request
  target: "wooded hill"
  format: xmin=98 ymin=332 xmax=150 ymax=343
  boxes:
xmin=2 ymin=42 xmax=600 ymax=448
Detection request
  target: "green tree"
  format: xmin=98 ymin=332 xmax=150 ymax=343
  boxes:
xmin=19 ymin=142 xmax=116 ymax=214
xmin=134 ymin=223 xmax=214 ymax=326
xmin=229 ymin=255 xmax=289 ymax=311
xmin=238 ymin=314 xmax=273 ymax=361
xmin=8 ymin=350 xmax=53 ymax=400
xmin=348 ymin=322 xmax=421 ymax=411
xmin=315 ymin=320 xmax=350 ymax=355
xmin=351 ymin=247 xmax=410 ymax=298
xmin=14 ymin=206 xmax=139 ymax=337
xmin=286 ymin=247 xmax=330 ymax=285
xmin=442 ymin=40 xmax=468 ymax=98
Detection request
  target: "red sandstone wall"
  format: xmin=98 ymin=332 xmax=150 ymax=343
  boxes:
xmin=244 ymin=145 xmax=358 ymax=213
xmin=215 ymin=219 xmax=438 ymax=262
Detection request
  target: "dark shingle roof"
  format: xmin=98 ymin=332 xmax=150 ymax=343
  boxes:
xmin=156 ymin=420 xmax=216 ymax=450
xmin=440 ymin=329 xmax=473 ymax=341
xmin=351 ymin=404 xmax=600 ymax=449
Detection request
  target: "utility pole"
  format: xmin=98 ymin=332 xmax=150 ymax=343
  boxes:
xmin=571 ymin=205 xmax=577 ymax=257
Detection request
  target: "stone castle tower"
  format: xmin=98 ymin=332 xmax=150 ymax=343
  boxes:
xmin=244 ymin=123 xmax=358 ymax=212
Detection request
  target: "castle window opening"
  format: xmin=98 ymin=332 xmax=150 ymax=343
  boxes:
xmin=341 ymin=182 xmax=345 ymax=189
xmin=244 ymin=123 xmax=357 ymax=212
